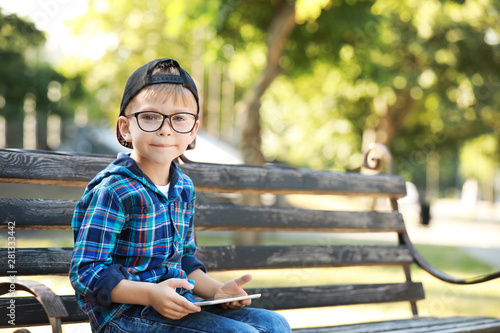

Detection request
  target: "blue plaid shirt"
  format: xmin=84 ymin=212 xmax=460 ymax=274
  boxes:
xmin=69 ymin=153 xmax=205 ymax=332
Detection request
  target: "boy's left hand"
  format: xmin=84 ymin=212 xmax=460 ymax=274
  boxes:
xmin=214 ymin=274 xmax=252 ymax=309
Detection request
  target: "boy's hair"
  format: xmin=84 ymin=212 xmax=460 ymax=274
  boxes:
xmin=116 ymin=58 xmax=200 ymax=149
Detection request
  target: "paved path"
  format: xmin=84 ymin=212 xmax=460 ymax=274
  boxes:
xmin=405 ymin=218 xmax=500 ymax=268
xmin=461 ymin=246 xmax=500 ymax=268
xmin=405 ymin=199 xmax=500 ymax=269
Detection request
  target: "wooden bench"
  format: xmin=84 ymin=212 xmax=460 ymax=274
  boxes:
xmin=1 ymin=145 xmax=500 ymax=332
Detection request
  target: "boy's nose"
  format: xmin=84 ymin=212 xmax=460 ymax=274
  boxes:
xmin=158 ymin=118 xmax=174 ymax=135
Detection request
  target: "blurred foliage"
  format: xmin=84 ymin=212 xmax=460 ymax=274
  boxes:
xmin=0 ymin=11 xmax=45 ymax=50
xmin=0 ymin=9 xmax=88 ymax=148
xmin=57 ymin=0 xmax=221 ymax=121
xmin=460 ymin=134 xmax=498 ymax=184
xmin=264 ymin=0 xmax=500 ymax=176
xmin=34 ymin=0 xmax=500 ymax=193
xmin=213 ymin=0 xmax=500 ymax=186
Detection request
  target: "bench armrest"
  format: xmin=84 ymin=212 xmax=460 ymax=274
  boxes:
xmin=0 ymin=280 xmax=68 ymax=333
xmin=401 ymin=231 xmax=500 ymax=284
xmin=363 ymin=143 xmax=500 ymax=285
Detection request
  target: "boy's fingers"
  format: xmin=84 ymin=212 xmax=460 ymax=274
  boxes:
xmin=173 ymin=296 xmax=201 ymax=313
xmin=233 ymin=274 xmax=252 ymax=287
xmin=164 ymin=278 xmax=194 ymax=290
xmin=156 ymin=282 xmax=200 ymax=317
xmin=223 ymin=299 xmax=250 ymax=309
xmin=161 ymin=301 xmax=199 ymax=319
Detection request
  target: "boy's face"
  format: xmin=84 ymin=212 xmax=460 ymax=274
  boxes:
xmin=118 ymin=89 xmax=199 ymax=169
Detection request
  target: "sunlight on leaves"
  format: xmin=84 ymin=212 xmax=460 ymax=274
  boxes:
xmin=295 ymin=0 xmax=331 ymax=24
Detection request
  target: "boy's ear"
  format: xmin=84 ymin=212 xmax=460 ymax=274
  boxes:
xmin=186 ymin=120 xmax=199 ymax=150
xmin=187 ymin=137 xmax=196 ymax=150
xmin=118 ymin=116 xmax=132 ymax=144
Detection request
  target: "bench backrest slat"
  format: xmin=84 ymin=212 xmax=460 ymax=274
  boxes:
xmin=0 ymin=150 xmax=407 ymax=197
xmin=0 ymin=150 xmax=109 ymax=186
xmin=196 ymin=204 xmax=405 ymax=232
xmin=182 ymin=163 xmax=407 ymax=197
xmin=0 ymin=198 xmax=405 ymax=232
xmin=197 ymin=245 xmax=413 ymax=270
xmin=0 ymin=245 xmax=412 ymax=276
xmin=0 ymin=198 xmax=76 ymax=229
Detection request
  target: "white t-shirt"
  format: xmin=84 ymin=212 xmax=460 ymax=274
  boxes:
xmin=156 ymin=183 xmax=170 ymax=198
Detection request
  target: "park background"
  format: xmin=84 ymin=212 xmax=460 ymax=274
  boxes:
xmin=1 ymin=0 xmax=500 ymax=332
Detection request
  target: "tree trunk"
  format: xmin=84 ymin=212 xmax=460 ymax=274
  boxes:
xmin=239 ymin=0 xmax=297 ymax=165
xmin=235 ymin=0 xmax=296 ymax=246
xmin=6 ymin=117 xmax=23 ymax=148
xmin=375 ymin=89 xmax=414 ymax=147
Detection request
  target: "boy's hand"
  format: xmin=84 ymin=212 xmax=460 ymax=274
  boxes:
xmin=214 ymin=274 xmax=252 ymax=309
xmin=149 ymin=278 xmax=201 ymax=319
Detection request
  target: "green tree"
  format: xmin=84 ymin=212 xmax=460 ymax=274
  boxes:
xmin=236 ymin=0 xmax=500 ymax=191
xmin=215 ymin=0 xmax=297 ymax=165
xmin=58 ymin=0 xmax=221 ymax=124
xmin=210 ymin=0 xmax=378 ymax=169
xmin=60 ymin=0 xmax=500 ymax=192
xmin=0 ymin=9 xmax=87 ymax=149
xmin=460 ymin=134 xmax=498 ymax=201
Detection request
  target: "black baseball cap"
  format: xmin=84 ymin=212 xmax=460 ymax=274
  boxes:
xmin=116 ymin=57 xmax=200 ymax=148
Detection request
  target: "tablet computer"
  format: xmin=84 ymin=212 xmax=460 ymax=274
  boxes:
xmin=193 ymin=294 xmax=261 ymax=306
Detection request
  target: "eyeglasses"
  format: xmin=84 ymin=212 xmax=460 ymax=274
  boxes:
xmin=126 ymin=111 xmax=198 ymax=134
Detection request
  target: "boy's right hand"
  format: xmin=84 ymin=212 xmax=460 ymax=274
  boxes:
xmin=149 ymin=278 xmax=201 ymax=320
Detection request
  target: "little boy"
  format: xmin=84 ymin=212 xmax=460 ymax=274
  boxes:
xmin=69 ymin=57 xmax=291 ymax=333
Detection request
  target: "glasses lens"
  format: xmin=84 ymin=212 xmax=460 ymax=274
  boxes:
xmin=137 ymin=112 xmax=164 ymax=132
xmin=170 ymin=113 xmax=197 ymax=133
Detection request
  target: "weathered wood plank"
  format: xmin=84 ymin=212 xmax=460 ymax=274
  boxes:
xmin=195 ymin=205 xmax=406 ymax=232
xmin=0 ymin=149 xmax=110 ymax=186
xmin=196 ymin=245 xmax=413 ymax=270
xmin=0 ymin=283 xmax=424 ymax=328
xmin=293 ymin=317 xmax=500 ymax=333
xmin=400 ymin=317 xmax=500 ymax=333
xmin=181 ymin=163 xmax=407 ymax=197
xmin=0 ymin=149 xmax=407 ymax=197
xmin=0 ymin=198 xmax=406 ymax=232
xmin=0 ymin=295 xmax=88 ymax=327
xmin=248 ymin=283 xmax=425 ymax=310
xmin=0 ymin=245 xmax=413 ymax=276
xmin=0 ymin=248 xmax=72 ymax=276
xmin=0 ymin=198 xmax=76 ymax=229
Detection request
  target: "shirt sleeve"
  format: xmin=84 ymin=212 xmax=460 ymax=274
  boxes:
xmin=91 ymin=264 xmax=130 ymax=307
xmin=70 ymin=186 xmax=128 ymax=307
xmin=181 ymin=194 xmax=206 ymax=275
